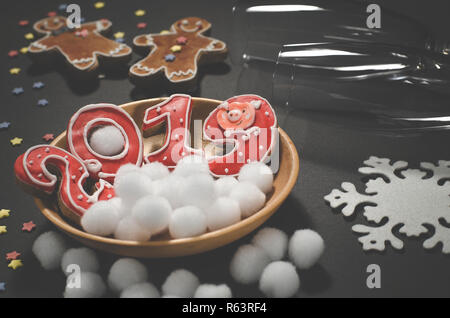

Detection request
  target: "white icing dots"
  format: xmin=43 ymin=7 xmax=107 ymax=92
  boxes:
xmin=225 ymin=168 xmax=229 ymax=174
xmin=45 ymin=148 xmax=50 ymax=153
xmin=77 ymin=195 xmax=83 ymax=200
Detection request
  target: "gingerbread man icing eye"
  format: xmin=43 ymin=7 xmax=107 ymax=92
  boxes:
xmin=217 ymin=102 xmax=256 ymax=131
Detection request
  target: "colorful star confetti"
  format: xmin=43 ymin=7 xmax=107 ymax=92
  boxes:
xmin=10 ymin=137 xmax=23 ymax=146
xmin=42 ymin=133 xmax=54 ymax=142
xmin=25 ymin=33 xmax=34 ymax=40
xmin=58 ymin=4 xmax=68 ymax=11
xmin=32 ymin=81 xmax=45 ymax=89
xmin=18 ymin=20 xmax=29 ymax=26
xmin=8 ymin=50 xmax=19 ymax=58
xmin=12 ymin=87 xmax=24 ymax=95
xmin=37 ymin=99 xmax=49 ymax=107
xmin=0 ymin=282 xmax=5 ymax=291
xmin=94 ymin=2 xmax=105 ymax=9
xmin=115 ymin=38 xmax=125 ymax=43
xmin=22 ymin=221 xmax=36 ymax=232
xmin=160 ymin=30 xmax=170 ymax=35
xmin=0 ymin=226 xmax=7 ymax=234
xmin=137 ymin=22 xmax=147 ymax=29
xmin=20 ymin=47 xmax=28 ymax=54
xmin=135 ymin=9 xmax=146 ymax=16
xmin=0 ymin=122 xmax=11 ymax=130
xmin=114 ymin=31 xmax=125 ymax=39
xmin=47 ymin=11 xmax=57 ymax=17
xmin=6 ymin=251 xmax=20 ymax=261
xmin=8 ymin=260 xmax=23 ymax=270
xmin=0 ymin=209 xmax=10 ymax=219
xmin=9 ymin=68 xmax=21 ymax=75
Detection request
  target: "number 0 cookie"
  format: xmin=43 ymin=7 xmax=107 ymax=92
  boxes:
xmin=28 ymin=16 xmax=132 ymax=73
xmin=130 ymin=17 xmax=227 ymax=87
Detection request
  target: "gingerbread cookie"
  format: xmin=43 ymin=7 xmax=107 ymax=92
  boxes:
xmin=204 ymin=95 xmax=278 ymax=177
xmin=28 ymin=16 xmax=132 ymax=73
xmin=14 ymin=145 xmax=115 ymax=224
xmin=129 ymin=17 xmax=227 ymax=87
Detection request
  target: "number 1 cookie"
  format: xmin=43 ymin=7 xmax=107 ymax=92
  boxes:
xmin=129 ymin=17 xmax=227 ymax=87
xmin=28 ymin=16 xmax=132 ymax=73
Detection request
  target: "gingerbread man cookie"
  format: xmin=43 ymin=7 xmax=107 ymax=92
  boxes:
xmin=130 ymin=17 xmax=227 ymax=86
xmin=28 ymin=16 xmax=132 ymax=72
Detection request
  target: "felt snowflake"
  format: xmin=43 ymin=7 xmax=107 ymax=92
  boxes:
xmin=324 ymin=156 xmax=450 ymax=253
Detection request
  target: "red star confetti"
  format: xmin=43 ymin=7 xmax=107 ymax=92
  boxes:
xmin=47 ymin=11 xmax=57 ymax=17
xmin=8 ymin=50 xmax=19 ymax=58
xmin=42 ymin=133 xmax=54 ymax=142
xmin=137 ymin=22 xmax=147 ymax=29
xmin=6 ymin=251 xmax=20 ymax=261
xmin=18 ymin=20 xmax=29 ymax=26
xmin=22 ymin=221 xmax=36 ymax=232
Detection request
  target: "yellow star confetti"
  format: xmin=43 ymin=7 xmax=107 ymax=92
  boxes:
xmin=0 ymin=209 xmax=10 ymax=219
xmin=114 ymin=31 xmax=125 ymax=39
xmin=0 ymin=225 xmax=6 ymax=234
xmin=135 ymin=9 xmax=146 ymax=16
xmin=10 ymin=137 xmax=23 ymax=146
xmin=20 ymin=47 xmax=28 ymax=54
xmin=25 ymin=33 xmax=34 ymax=40
xmin=94 ymin=2 xmax=105 ymax=9
xmin=170 ymin=45 xmax=182 ymax=53
xmin=160 ymin=30 xmax=170 ymax=34
xmin=9 ymin=67 xmax=21 ymax=75
xmin=8 ymin=259 xmax=23 ymax=270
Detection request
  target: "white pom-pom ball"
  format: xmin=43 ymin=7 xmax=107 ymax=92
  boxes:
xmin=173 ymin=155 xmax=210 ymax=177
xmin=32 ymin=231 xmax=68 ymax=270
xmin=230 ymin=244 xmax=271 ymax=284
xmin=115 ymin=163 xmax=141 ymax=178
xmin=259 ymin=261 xmax=300 ymax=298
xmin=120 ymin=282 xmax=160 ymax=298
xmin=132 ymin=195 xmax=171 ymax=235
xmin=81 ymin=200 xmax=119 ymax=236
xmin=230 ymin=182 xmax=265 ymax=218
xmin=180 ymin=174 xmax=216 ymax=210
xmin=162 ymin=269 xmax=200 ymax=298
xmin=141 ymin=162 xmax=170 ymax=180
xmin=288 ymin=229 xmax=325 ymax=269
xmin=238 ymin=162 xmax=273 ymax=194
xmin=194 ymin=284 xmax=232 ymax=298
xmin=109 ymin=197 xmax=129 ymax=219
xmin=64 ymin=272 xmax=106 ymax=298
xmin=61 ymin=247 xmax=99 ymax=275
xmin=108 ymin=258 xmax=148 ymax=293
xmin=169 ymin=206 xmax=207 ymax=239
xmin=153 ymin=175 xmax=186 ymax=209
xmin=114 ymin=216 xmax=151 ymax=241
xmin=214 ymin=176 xmax=238 ymax=196
xmin=252 ymin=227 xmax=288 ymax=261
xmin=89 ymin=125 xmax=125 ymax=156
xmin=114 ymin=172 xmax=153 ymax=204
xmin=206 ymin=197 xmax=241 ymax=231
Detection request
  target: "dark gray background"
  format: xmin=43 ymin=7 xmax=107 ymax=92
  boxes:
xmin=0 ymin=0 xmax=449 ymax=297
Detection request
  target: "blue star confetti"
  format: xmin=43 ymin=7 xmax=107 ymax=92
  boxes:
xmin=32 ymin=81 xmax=45 ymax=89
xmin=0 ymin=282 xmax=5 ymax=291
xmin=12 ymin=87 xmax=24 ymax=95
xmin=165 ymin=54 xmax=176 ymax=62
xmin=58 ymin=4 xmax=67 ymax=11
xmin=115 ymin=38 xmax=125 ymax=43
xmin=37 ymin=99 xmax=49 ymax=107
xmin=0 ymin=122 xmax=11 ymax=130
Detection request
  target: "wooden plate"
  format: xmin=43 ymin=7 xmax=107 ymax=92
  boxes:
xmin=33 ymin=97 xmax=300 ymax=258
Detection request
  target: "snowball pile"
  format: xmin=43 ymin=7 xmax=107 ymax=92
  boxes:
xmin=32 ymin=231 xmax=232 ymax=298
xmin=230 ymin=227 xmax=325 ymax=298
xmin=81 ymin=157 xmax=274 ymax=241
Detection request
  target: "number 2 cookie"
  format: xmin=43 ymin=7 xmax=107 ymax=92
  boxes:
xmin=129 ymin=17 xmax=227 ymax=87
xmin=28 ymin=16 xmax=132 ymax=73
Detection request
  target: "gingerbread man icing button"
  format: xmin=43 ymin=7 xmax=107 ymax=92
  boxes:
xmin=28 ymin=16 xmax=132 ymax=72
xmin=130 ymin=17 xmax=227 ymax=87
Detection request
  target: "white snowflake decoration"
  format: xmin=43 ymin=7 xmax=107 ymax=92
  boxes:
xmin=324 ymin=156 xmax=450 ymax=253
